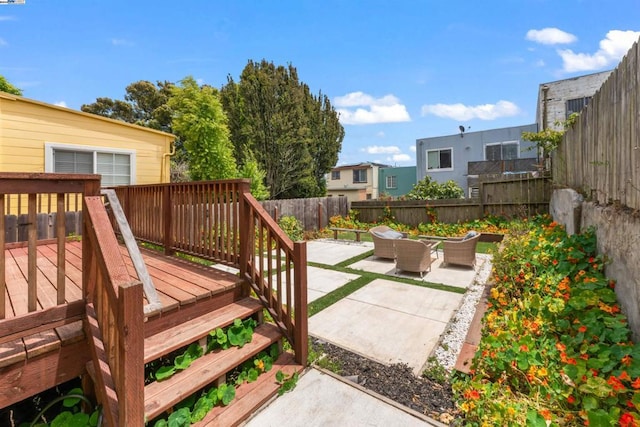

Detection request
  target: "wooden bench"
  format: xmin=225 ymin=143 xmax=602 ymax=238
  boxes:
xmin=329 ymin=227 xmax=368 ymax=242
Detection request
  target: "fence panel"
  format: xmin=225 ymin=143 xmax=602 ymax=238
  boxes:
xmin=554 ymin=40 xmax=640 ymax=210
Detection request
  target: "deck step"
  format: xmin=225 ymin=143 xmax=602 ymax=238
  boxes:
xmin=144 ymin=297 xmax=263 ymax=363
xmin=195 ymin=352 xmax=304 ymax=427
xmin=144 ymin=322 xmax=282 ymax=421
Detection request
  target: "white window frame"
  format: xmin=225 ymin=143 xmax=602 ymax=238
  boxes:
xmin=426 ymin=147 xmax=453 ymax=171
xmin=45 ymin=142 xmax=137 ymax=186
xmin=331 ymin=170 xmax=340 ymax=180
xmin=484 ymin=141 xmax=519 ymax=161
xmin=385 ymin=175 xmax=397 ymax=189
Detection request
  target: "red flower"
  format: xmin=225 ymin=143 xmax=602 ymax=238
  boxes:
xmin=552 ymin=259 xmax=559 ymax=266
xmin=632 ymin=378 xmax=640 ymax=389
xmin=607 ymin=375 xmax=626 ymax=391
xmin=578 ymin=325 xmax=587 ymax=333
xmin=622 ymin=355 xmax=633 ymax=366
xmin=567 ymin=395 xmax=576 ymax=404
xmin=620 ymin=371 xmax=631 ymax=381
xmin=619 ymin=412 xmax=636 ymax=427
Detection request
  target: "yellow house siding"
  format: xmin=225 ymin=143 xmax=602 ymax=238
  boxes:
xmin=0 ymin=93 xmax=173 ymax=184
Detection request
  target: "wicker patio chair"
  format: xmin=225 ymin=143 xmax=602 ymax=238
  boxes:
xmin=369 ymin=225 xmax=407 ymax=259
xmin=442 ymin=233 xmax=480 ymax=268
xmin=394 ymin=239 xmax=437 ymax=277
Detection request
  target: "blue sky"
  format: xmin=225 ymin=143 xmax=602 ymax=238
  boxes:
xmin=1 ymin=1 xmax=639 ymax=167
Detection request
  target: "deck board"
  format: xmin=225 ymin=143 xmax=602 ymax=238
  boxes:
xmin=1 ymin=239 xmax=242 ymax=373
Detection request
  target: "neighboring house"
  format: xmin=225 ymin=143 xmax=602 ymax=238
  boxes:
xmin=416 ymin=124 xmax=538 ymax=197
xmin=378 ymin=166 xmax=416 ymax=198
xmin=0 ymin=92 xmax=175 ymax=185
xmin=326 ymin=162 xmax=389 ymax=202
xmin=537 ymin=70 xmax=613 ymax=131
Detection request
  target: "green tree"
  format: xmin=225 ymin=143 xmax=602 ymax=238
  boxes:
xmin=239 ymin=150 xmax=270 ymax=200
xmin=168 ymin=76 xmax=237 ymax=181
xmin=0 ymin=74 xmax=22 ymax=95
xmin=220 ymin=60 xmax=343 ymax=199
xmin=406 ymin=175 xmax=464 ymax=200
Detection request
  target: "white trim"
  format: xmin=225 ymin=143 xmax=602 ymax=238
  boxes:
xmin=385 ymin=175 xmax=397 ymax=189
xmin=45 ymin=142 xmax=137 ymax=185
xmin=426 ymin=147 xmax=453 ymax=172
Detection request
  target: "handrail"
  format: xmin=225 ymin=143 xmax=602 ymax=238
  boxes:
xmin=240 ymin=192 xmax=308 ymax=365
xmin=112 ymin=179 xmax=309 ymax=365
xmin=101 ymin=189 xmax=162 ymax=315
xmin=83 ymin=195 xmax=144 ymax=426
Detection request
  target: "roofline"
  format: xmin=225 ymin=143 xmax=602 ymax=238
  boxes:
xmin=538 ymin=69 xmax=614 ymax=87
xmin=332 ymin=162 xmax=391 ymax=170
xmin=0 ymin=91 xmax=176 ymax=139
xmin=417 ymin=123 xmax=537 ymax=141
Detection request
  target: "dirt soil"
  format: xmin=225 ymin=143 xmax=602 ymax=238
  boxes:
xmin=310 ymin=338 xmax=458 ymax=424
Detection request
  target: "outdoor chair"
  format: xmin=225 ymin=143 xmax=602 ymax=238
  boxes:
xmin=442 ymin=231 xmax=480 ymax=268
xmin=394 ymin=238 xmax=437 ymax=278
xmin=369 ymin=225 xmax=407 ymax=259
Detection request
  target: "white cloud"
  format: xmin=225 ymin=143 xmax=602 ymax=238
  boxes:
xmin=535 ymin=59 xmax=546 ymax=67
xmin=391 ymin=154 xmax=411 ymax=162
xmin=421 ymin=100 xmax=520 ymax=121
xmin=111 ymin=38 xmax=134 ymax=46
xmin=409 ymin=146 xmax=416 ymax=152
xmin=0 ymin=16 xmax=16 ymax=21
xmin=526 ymin=28 xmax=577 ymax=45
xmin=54 ymin=101 xmax=67 ymax=108
xmin=363 ymin=145 xmax=401 ymax=154
xmin=0 ymin=38 xmax=6 ymax=47
xmin=376 ymin=131 xmax=385 ymax=138
xmin=335 ymin=91 xmax=411 ymax=125
xmin=558 ymin=30 xmax=640 ymax=72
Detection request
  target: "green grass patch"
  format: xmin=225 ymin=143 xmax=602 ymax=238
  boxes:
xmin=308 ymin=275 xmax=375 ymax=316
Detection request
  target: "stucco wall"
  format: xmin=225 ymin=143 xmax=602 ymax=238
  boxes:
xmin=552 ymin=189 xmax=640 ymax=340
xmin=581 ymin=203 xmax=640 ymax=341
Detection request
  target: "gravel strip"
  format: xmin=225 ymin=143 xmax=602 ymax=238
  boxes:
xmin=433 ymin=254 xmax=492 ymax=371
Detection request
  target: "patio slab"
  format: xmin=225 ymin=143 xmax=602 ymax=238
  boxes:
xmin=349 ymin=254 xmax=489 ymax=289
xmin=245 ymin=368 xmax=435 ymax=426
xmin=309 ymin=279 xmax=464 ymax=374
xmin=305 ymin=239 xmax=373 ymax=266
xmin=279 ymin=265 xmax=360 ymax=303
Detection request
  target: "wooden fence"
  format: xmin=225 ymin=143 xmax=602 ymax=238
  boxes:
xmin=260 ymin=196 xmax=348 ymax=231
xmin=554 ymin=39 xmax=640 ymax=211
xmin=352 ymin=176 xmax=551 ymax=227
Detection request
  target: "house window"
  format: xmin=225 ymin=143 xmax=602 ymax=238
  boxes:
xmin=386 ymin=175 xmax=397 ymax=189
xmin=485 ymin=141 xmax=519 ymax=161
xmin=45 ymin=143 xmax=136 ymax=186
xmin=566 ymin=97 xmax=591 ymax=118
xmin=427 ymin=148 xmax=452 ymax=171
xmin=353 ymin=169 xmax=367 ymax=183
xmin=331 ymin=170 xmax=340 ymax=180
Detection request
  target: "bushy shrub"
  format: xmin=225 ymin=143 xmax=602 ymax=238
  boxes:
xmin=406 ymin=176 xmax=464 ymax=200
xmin=278 ymin=215 xmax=304 ymax=242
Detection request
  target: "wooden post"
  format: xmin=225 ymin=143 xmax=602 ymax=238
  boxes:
xmin=82 ymin=177 xmax=101 ymax=299
xmin=317 ymin=202 xmax=322 ymax=230
xmin=118 ymin=281 xmax=145 ymax=426
xmin=0 ymin=194 xmax=4 ymax=319
xmin=274 ymin=205 xmax=279 ymax=222
xmin=57 ymin=193 xmax=66 ymax=305
xmin=238 ymin=181 xmax=251 ymax=296
xmin=27 ymin=193 xmax=37 ymax=312
xmin=293 ymin=241 xmax=308 ymax=365
xmin=163 ymin=185 xmax=173 ymax=256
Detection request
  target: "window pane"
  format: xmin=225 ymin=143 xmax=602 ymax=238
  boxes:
xmin=97 ymin=152 xmax=131 ymax=186
xmin=502 ymin=143 xmax=519 ymax=160
xmin=427 ymin=151 xmax=439 ymax=169
xmin=386 ymin=175 xmax=396 ymax=189
xmin=485 ymin=145 xmax=501 ymax=161
xmin=54 ymin=150 xmax=93 ymax=173
xmin=440 ymin=149 xmax=452 ymax=168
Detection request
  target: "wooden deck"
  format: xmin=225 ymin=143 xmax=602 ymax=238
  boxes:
xmin=0 ymin=239 xmax=243 ymax=408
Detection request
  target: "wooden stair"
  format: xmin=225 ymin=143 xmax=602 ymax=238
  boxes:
xmin=143 ymin=296 xmax=304 ymax=425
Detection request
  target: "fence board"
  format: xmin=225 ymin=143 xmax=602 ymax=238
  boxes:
xmin=555 ymin=39 xmax=640 ymax=210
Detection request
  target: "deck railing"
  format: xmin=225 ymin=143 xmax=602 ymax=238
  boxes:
xmin=113 ymin=180 xmax=308 ymax=364
xmin=0 ymin=173 xmax=99 ymax=334
xmin=83 ymin=195 xmax=144 ymax=426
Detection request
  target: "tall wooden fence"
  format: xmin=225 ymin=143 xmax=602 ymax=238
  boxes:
xmin=352 ymin=176 xmax=551 ymax=227
xmin=260 ymin=196 xmax=348 ymax=231
xmin=554 ymin=39 xmax=640 ymax=210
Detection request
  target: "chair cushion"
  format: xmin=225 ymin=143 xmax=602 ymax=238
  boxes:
xmin=372 ymin=229 xmax=404 ymax=239
xmin=462 ymin=230 xmax=479 ymax=241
